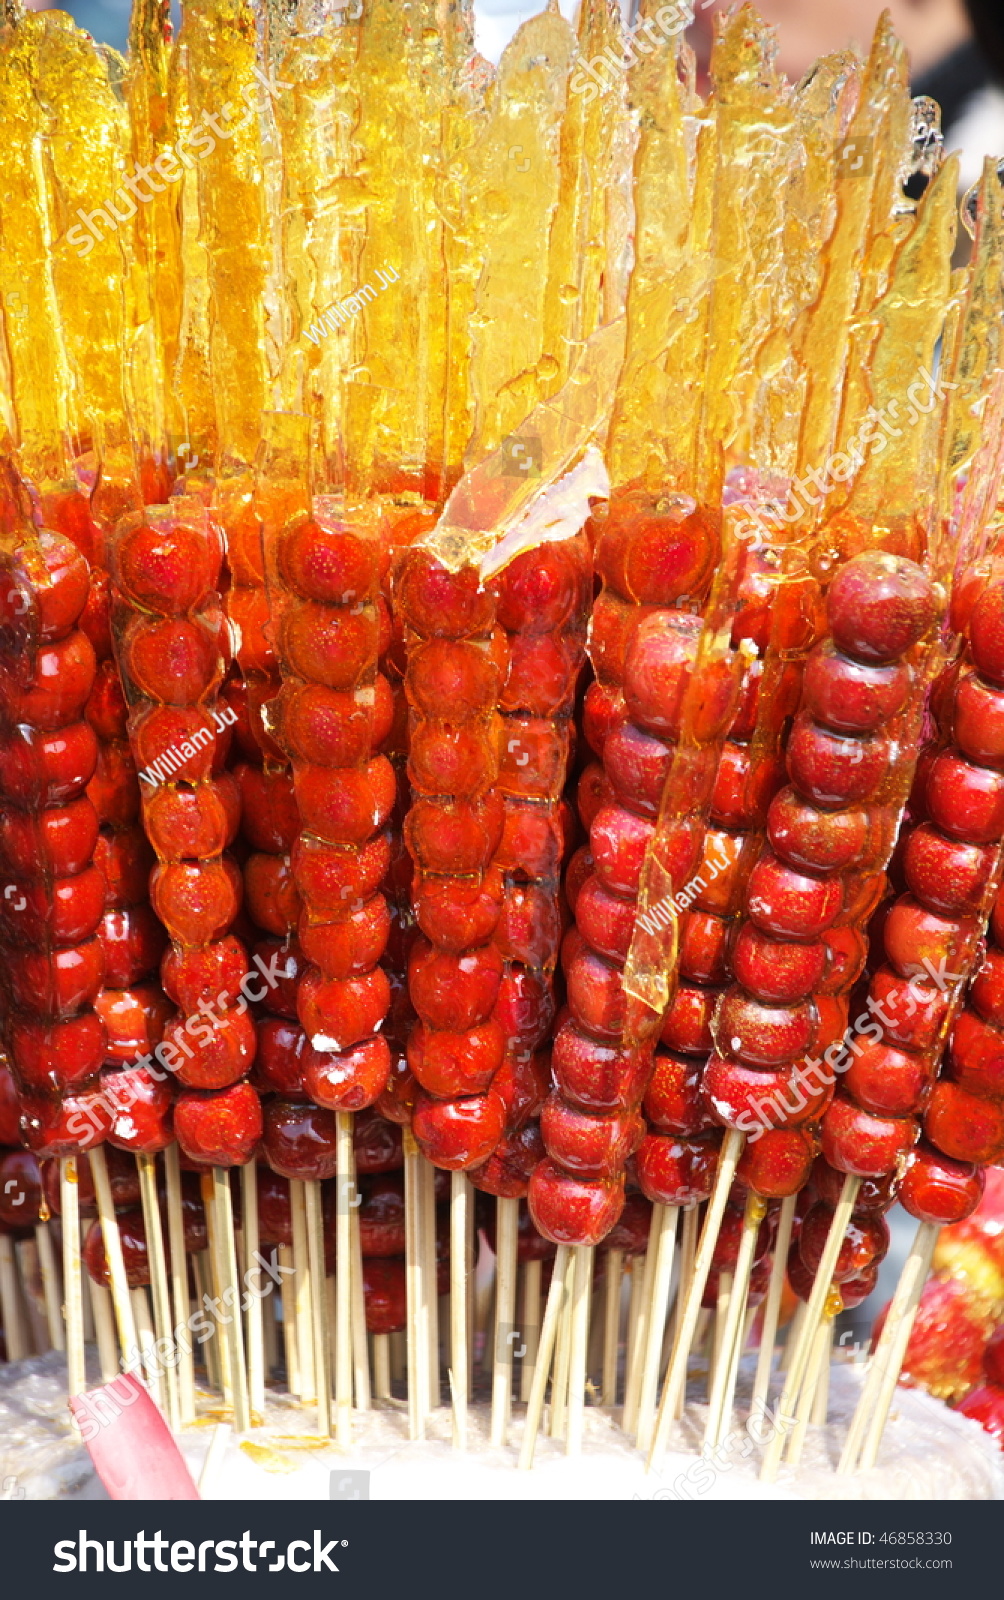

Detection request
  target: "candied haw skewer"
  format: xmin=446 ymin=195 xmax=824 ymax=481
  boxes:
xmin=0 ymin=477 xmax=113 ymax=1159
xmin=469 ymin=534 xmax=592 ymax=1200
xmin=109 ymin=500 xmax=261 ymax=1168
xmin=396 ymin=542 xmax=510 ymax=1170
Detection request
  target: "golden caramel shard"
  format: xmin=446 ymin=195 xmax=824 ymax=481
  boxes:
xmin=463 ymin=7 xmax=576 ymax=464
xmin=181 ymin=0 xmax=270 ymax=471
xmin=0 ymin=15 xmax=74 ymax=489
xmin=939 ymin=160 xmax=1004 ymax=510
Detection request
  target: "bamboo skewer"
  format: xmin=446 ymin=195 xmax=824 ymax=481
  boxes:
xmin=90 ymin=1279 xmax=119 ymax=1383
xmin=521 ymin=1257 xmax=542 ymax=1404
xmin=403 ymin=1129 xmax=427 ymax=1441
xmin=35 ymin=1222 xmax=64 ymax=1352
xmin=810 ymin=1321 xmax=833 ymax=1428
xmin=131 ymin=1287 xmax=163 ymax=1409
xmin=787 ymin=1309 xmax=834 ymax=1466
xmin=334 ymin=1114 xmax=354 ymax=1444
xmin=420 ymin=1155 xmax=439 ymax=1414
xmin=838 ymin=1220 xmax=939 ymax=1475
xmin=450 ymin=1171 xmax=468 ymax=1448
xmin=601 ymin=1248 xmax=622 ymax=1407
xmin=240 ymin=1160 xmax=265 ymax=1422
xmin=674 ymin=1207 xmax=699 ymax=1350
xmin=192 ymin=1254 xmax=219 ymax=1390
xmin=760 ymin=1173 xmax=861 ymax=1482
xmin=277 ymin=1244 xmax=298 ymax=1396
xmin=304 ymin=1178 xmax=332 ymax=1438
xmin=751 ymin=1193 xmax=796 ymax=1419
xmin=566 ymin=1245 xmax=594 ymax=1457
xmin=202 ymin=1180 xmax=232 ymax=1406
xmin=709 ymin=1270 xmax=733 ymax=1403
xmin=0 ymin=1234 xmax=29 ymax=1360
xmin=779 ymin=1298 xmax=806 ymax=1375
xmin=88 ymin=1146 xmax=139 ymax=1367
xmin=648 ymin=1128 xmax=744 ymax=1467
xmin=636 ymin=1206 xmax=679 ymax=1455
xmin=59 ymin=1161 xmax=85 ymax=1400
xmin=212 ymin=1168 xmax=250 ymax=1434
xmin=164 ymin=1144 xmax=196 ymax=1424
xmin=349 ymin=1196 xmax=372 ymax=1413
xmin=549 ymin=1273 xmax=573 ymax=1441
xmin=705 ymin=1193 xmax=766 ymax=1451
xmin=622 ymin=1219 xmax=658 ymax=1436
xmin=491 ymin=1196 xmax=519 ymax=1447
xmin=374 ymin=1333 xmax=392 ymax=1401
xmin=137 ymin=1153 xmax=179 ymax=1431
xmin=289 ymin=1180 xmax=315 ymax=1406
xmin=517 ymin=1243 xmax=571 ymax=1471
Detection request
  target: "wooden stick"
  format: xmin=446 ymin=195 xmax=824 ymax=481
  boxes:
xmin=673 ymin=1206 xmax=699 ymax=1354
xmin=648 ymin=1128 xmax=744 ymax=1468
xmin=622 ymin=1218 xmax=658 ymax=1436
xmin=263 ymin=1275 xmax=279 ymax=1379
xmin=192 ymin=1254 xmax=218 ymax=1389
xmin=450 ymin=1171 xmax=468 ymax=1448
xmin=0 ymin=1233 xmax=29 ymax=1360
xmin=131 ymin=1287 xmax=164 ymax=1409
xmin=517 ymin=1244 xmax=571 ymax=1471
xmin=198 ymin=1422 xmax=231 ymax=1497
xmin=349 ymin=1190 xmax=372 ymax=1413
xmin=61 ymin=1166 xmax=87 ymax=1402
xmin=811 ymin=1320 xmax=833 ymax=1427
xmin=491 ymin=1196 xmax=519 ymax=1447
xmin=549 ymin=1267 xmax=573 ymax=1440
xmin=705 ymin=1192 xmax=765 ymax=1451
xmin=838 ymin=1220 xmax=938 ymax=1475
xmin=760 ymin=1173 xmax=860 ymax=1482
xmin=636 ymin=1206 xmax=679 ymax=1454
xmin=601 ymin=1249 xmax=623 ymax=1408
xmin=751 ymin=1193 xmax=796 ymax=1419
xmin=164 ymin=1145 xmax=196 ymax=1424
xmin=303 ymin=1179 xmax=331 ymax=1437
xmin=240 ymin=1160 xmax=265 ymax=1422
xmin=521 ymin=1257 xmax=542 ymax=1404
xmin=566 ymin=1245 xmax=594 ymax=1456
xmin=89 ymin=1145 xmax=139 ymax=1365
xmin=779 ymin=1298 xmax=806 ymax=1375
xmin=403 ymin=1128 xmax=427 ymax=1440
xmin=334 ymin=1114 xmax=354 ymax=1443
xmin=79 ymin=1218 xmax=95 ymax=1345
xmin=277 ymin=1244 xmax=298 ymax=1395
xmin=35 ymin=1222 xmax=64 ymax=1351
xmin=709 ymin=1270 xmax=733 ymax=1402
xmin=786 ymin=1311 xmax=833 ymax=1466
xmin=289 ymin=1180 xmax=315 ymax=1405
xmin=621 ymin=1258 xmax=645 ymax=1423
xmin=137 ymin=1154 xmax=179 ymax=1431
xmin=419 ymin=1154 xmax=439 ymax=1413
xmin=212 ymin=1168 xmax=250 ymax=1433
xmin=89 ymin=1279 xmax=119 ymax=1382
xmin=374 ymin=1333 xmax=392 ymax=1401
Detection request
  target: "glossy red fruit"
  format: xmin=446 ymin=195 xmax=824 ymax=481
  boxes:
xmin=679 ymin=910 xmax=730 ymax=984
xmin=101 ymin=1064 xmax=174 ymax=1152
xmin=98 ymin=905 xmax=168 ymax=988
xmin=949 ymin=1009 xmax=1004 ymax=1098
xmin=842 ymin=1036 xmax=935 ymax=1118
xmin=703 ymin=1055 xmax=830 ymax=1131
xmin=8 ymin=1011 xmax=106 ymax=1095
xmin=644 ymin=1051 xmax=712 ymax=1136
xmin=404 ymin=794 xmax=504 ymax=876
xmin=899 ymin=1142 xmax=984 ymax=1225
xmin=174 ymin=1081 xmax=262 ymax=1168
xmin=131 ymin=705 xmax=217 ymax=785
xmin=881 ymin=894 xmax=971 ymax=985
xmin=94 ymin=825 xmax=154 ymax=909
xmin=8 ymin=938 xmax=104 ymax=1018
xmin=821 ymin=1093 xmax=918 ymax=1176
xmin=261 ymin=1097 xmax=338 ymax=1180
xmin=14 ymin=628 xmax=97 ymax=731
xmin=161 ymin=935 xmax=249 ymax=1012
xmin=634 ymin=1133 xmax=718 ymax=1207
xmin=660 ymin=985 xmax=716 ymax=1057
xmin=304 ymin=1034 xmax=391 ymax=1111
xmin=766 ymin=786 xmax=870 ymax=873
xmin=903 ymin=824 xmax=993 ymax=917
xmin=19 ymin=1084 xmax=113 ymax=1156
xmin=352 ymin=1109 xmax=403 ymax=1174
xmin=143 ymin=782 xmax=232 ymax=862
xmin=298 ymin=966 xmax=391 ymax=1052
xmin=715 ymin=989 xmax=816 ymax=1069
xmin=169 ymin=1008 xmax=257 ymax=1091
xmin=575 ymin=875 xmax=636 ymax=964
xmin=925 ymin=748 xmax=1004 ymax=845
xmin=736 ymin=1126 xmax=816 ymax=1198
xmin=970 ymin=948 xmax=1004 ymax=1028
xmin=827 ymin=552 xmax=935 ymax=664
xmin=622 ymin=610 xmax=701 ymax=737
xmin=810 ymin=1156 xmax=899 ymax=1212
xmin=0 ymin=796 xmax=99 ymax=880
xmin=968 ymin=584 xmax=1004 ymax=686
xmin=0 ymin=720 xmax=98 ymax=806
xmin=406 ymin=1019 xmax=503 ymax=1098
xmin=803 ymin=641 xmax=909 ymax=735
xmin=551 ymin=1021 xmax=652 ymax=1115
xmin=600 ymin=1192 xmax=652 ymax=1255
xmin=589 ymin=803 xmax=664 ymax=896
xmin=151 ymin=860 xmax=239 ymax=946
xmin=984 ymin=1327 xmax=1004 ymax=1388
xmin=540 ymin=1093 xmax=644 ymax=1179
xmin=953 ymin=671 xmax=1004 ymax=771
xmin=0 ymin=1061 xmax=19 ymax=1145
xmin=253 ymin=1018 xmax=309 ymax=1097
xmin=411 ymin=1088 xmax=506 ymax=1171
xmin=124 ymin=614 xmax=219 ymax=705
xmin=564 ymin=944 xmax=627 ymax=1039
xmin=13 ymin=529 xmax=90 ymax=641
xmin=924 ymin=1080 xmax=1004 ymax=1165
xmin=84 ymin=1211 xmax=151 ymax=1289
xmin=94 ymin=983 xmax=172 ymax=1067
xmin=582 ymin=681 xmax=626 ymax=756
xmin=527 ymin=1157 xmax=625 ymax=1246
xmin=294 ymin=758 xmax=396 ymax=845
xmin=412 ymin=869 xmax=502 ymax=954
xmin=468 ymin=1122 xmax=546 ymax=1199
xmin=798 ymin=1202 xmax=888 ymax=1282
xmin=730 ymin=924 xmax=826 ymax=1005
xmin=787 ymin=714 xmax=889 ymax=808
xmin=746 ymin=851 xmax=842 ymax=941
xmin=956 ymin=1384 xmax=1004 ymax=1443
